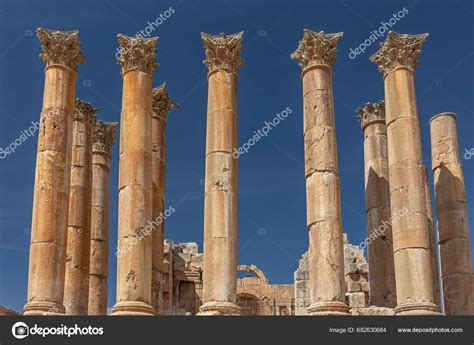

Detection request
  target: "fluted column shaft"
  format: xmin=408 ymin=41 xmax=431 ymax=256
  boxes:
xmin=151 ymin=84 xmax=177 ymax=314
xmin=430 ymin=113 xmax=473 ymax=315
xmin=25 ymin=28 xmax=84 ymax=315
xmin=358 ymin=101 xmax=396 ymax=308
xmin=64 ymin=100 xmax=96 ymax=315
xmin=113 ymin=34 xmax=157 ymax=316
xmin=292 ymin=30 xmax=348 ymax=315
xmin=88 ymin=121 xmax=116 ymax=315
xmin=199 ymin=32 xmax=243 ymax=316
xmin=371 ymin=32 xmax=438 ymax=315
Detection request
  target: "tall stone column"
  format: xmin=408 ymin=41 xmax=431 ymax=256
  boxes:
xmin=64 ymin=99 xmax=97 ymax=315
xmin=357 ymin=101 xmax=396 ymax=308
xmin=370 ymin=32 xmax=439 ymax=315
xmin=291 ymin=30 xmax=349 ymax=315
xmin=112 ymin=34 xmax=158 ymax=316
xmin=88 ymin=120 xmax=117 ymax=315
xmin=24 ymin=28 xmax=85 ymax=315
xmin=430 ymin=112 xmax=473 ymax=315
xmin=423 ymin=165 xmax=441 ymax=307
xmin=151 ymin=83 xmax=178 ymax=314
xmin=198 ymin=32 xmax=243 ymax=316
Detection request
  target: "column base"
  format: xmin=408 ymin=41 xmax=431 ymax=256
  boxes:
xmin=112 ymin=301 xmax=155 ymax=316
xmin=23 ymin=301 xmax=66 ymax=315
xmin=395 ymin=302 xmax=441 ymax=315
xmin=307 ymin=301 xmax=349 ymax=315
xmin=197 ymin=301 xmax=241 ymax=316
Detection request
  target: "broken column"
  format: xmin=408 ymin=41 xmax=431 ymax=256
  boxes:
xmin=24 ymin=28 xmax=85 ymax=315
xmin=88 ymin=120 xmax=117 ymax=315
xmin=291 ymin=30 xmax=349 ymax=315
xmin=357 ymin=101 xmax=396 ymax=308
xmin=112 ymin=34 xmax=158 ymax=315
xmin=423 ymin=166 xmax=441 ymax=307
xmin=151 ymin=83 xmax=178 ymax=314
xmin=64 ymin=99 xmax=97 ymax=315
xmin=198 ymin=32 xmax=243 ymax=315
xmin=370 ymin=32 xmax=439 ymax=315
xmin=430 ymin=112 xmax=473 ymax=315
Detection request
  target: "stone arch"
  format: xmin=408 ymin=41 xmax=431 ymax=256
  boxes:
xmin=237 ymin=264 xmax=269 ymax=285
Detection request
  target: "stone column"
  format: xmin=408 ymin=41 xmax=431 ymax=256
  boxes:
xmin=198 ymin=32 xmax=243 ymax=316
xmin=370 ymin=32 xmax=439 ymax=315
xmin=64 ymin=99 xmax=97 ymax=315
xmin=430 ymin=112 xmax=473 ymax=315
xmin=357 ymin=101 xmax=396 ymax=308
xmin=112 ymin=34 xmax=158 ymax=316
xmin=24 ymin=28 xmax=85 ymax=315
xmin=423 ymin=165 xmax=441 ymax=307
xmin=151 ymin=83 xmax=178 ymax=314
xmin=291 ymin=30 xmax=348 ymax=315
xmin=88 ymin=120 xmax=117 ymax=315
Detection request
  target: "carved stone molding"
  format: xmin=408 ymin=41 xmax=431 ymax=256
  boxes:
xmin=357 ymin=101 xmax=386 ymax=129
xmin=93 ymin=120 xmax=117 ymax=155
xmin=370 ymin=31 xmax=429 ymax=75
xmin=117 ymin=34 xmax=158 ymax=75
xmin=37 ymin=27 xmax=85 ymax=71
xmin=291 ymin=29 xmax=343 ymax=71
xmin=152 ymin=83 xmax=179 ymax=120
xmin=75 ymin=98 xmax=98 ymax=124
xmin=201 ymin=32 xmax=244 ymax=75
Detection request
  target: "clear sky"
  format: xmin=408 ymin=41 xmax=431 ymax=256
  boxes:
xmin=0 ymin=0 xmax=472 ymax=313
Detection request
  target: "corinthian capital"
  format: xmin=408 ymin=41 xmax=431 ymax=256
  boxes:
xmin=75 ymin=99 xmax=98 ymax=124
xmin=37 ymin=28 xmax=85 ymax=71
xmin=117 ymin=34 xmax=158 ymax=74
xmin=93 ymin=120 xmax=118 ymax=155
xmin=370 ymin=31 xmax=429 ymax=75
xmin=291 ymin=29 xmax=343 ymax=70
xmin=201 ymin=32 xmax=244 ymax=74
xmin=152 ymin=83 xmax=179 ymax=120
xmin=357 ymin=101 xmax=385 ymax=130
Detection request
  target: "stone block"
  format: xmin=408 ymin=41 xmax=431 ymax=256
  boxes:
xmin=348 ymin=292 xmax=366 ymax=308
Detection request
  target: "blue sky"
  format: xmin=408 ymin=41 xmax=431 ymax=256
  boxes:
xmin=0 ymin=0 xmax=472 ymax=312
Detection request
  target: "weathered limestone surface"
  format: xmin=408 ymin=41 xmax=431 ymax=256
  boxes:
xmin=151 ymin=84 xmax=178 ymax=314
xmin=199 ymin=32 xmax=243 ymax=316
xmin=25 ymin=28 xmax=85 ymax=315
xmin=357 ymin=101 xmax=396 ymax=308
xmin=291 ymin=29 xmax=348 ymax=315
xmin=423 ymin=166 xmax=441 ymax=307
xmin=64 ymin=99 xmax=97 ymax=315
xmin=88 ymin=120 xmax=117 ymax=315
xmin=113 ymin=34 xmax=158 ymax=316
xmin=370 ymin=32 xmax=439 ymax=315
xmin=430 ymin=113 xmax=473 ymax=315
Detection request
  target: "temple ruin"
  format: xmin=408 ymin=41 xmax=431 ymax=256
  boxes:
xmin=15 ymin=27 xmax=473 ymax=316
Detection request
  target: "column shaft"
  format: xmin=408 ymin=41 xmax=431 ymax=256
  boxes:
xmin=64 ymin=100 xmax=96 ymax=315
xmin=430 ymin=113 xmax=473 ymax=315
xmin=25 ymin=28 xmax=84 ymax=315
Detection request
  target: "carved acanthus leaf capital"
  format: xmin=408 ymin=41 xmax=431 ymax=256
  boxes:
xmin=291 ymin=30 xmax=343 ymax=70
xmin=37 ymin=28 xmax=85 ymax=71
xmin=357 ymin=101 xmax=386 ymax=129
xmin=370 ymin=31 xmax=429 ymax=75
xmin=201 ymin=32 xmax=244 ymax=74
xmin=152 ymin=83 xmax=179 ymax=120
xmin=117 ymin=34 xmax=158 ymax=74
xmin=93 ymin=120 xmax=118 ymax=154
xmin=74 ymin=99 xmax=98 ymax=124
